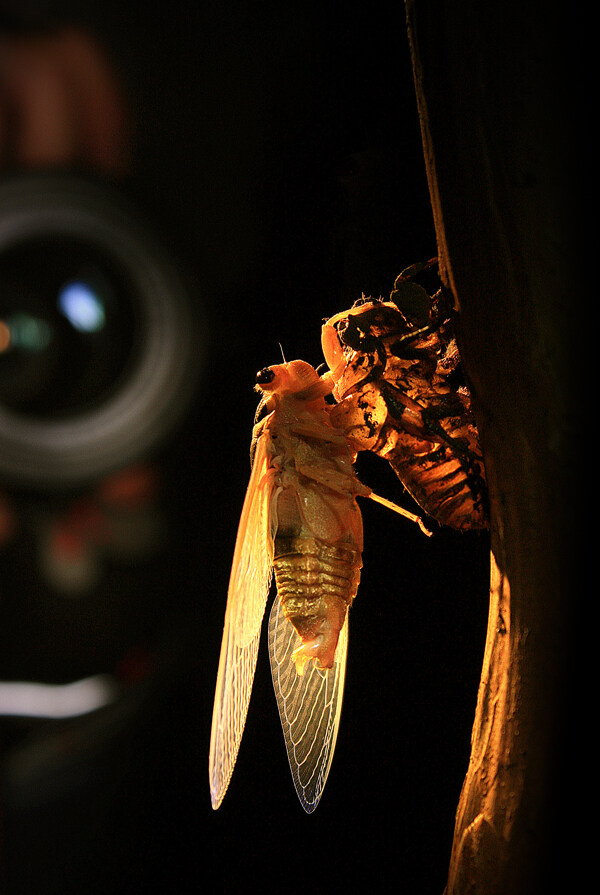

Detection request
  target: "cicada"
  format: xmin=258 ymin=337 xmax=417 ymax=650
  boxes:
xmin=321 ymin=261 xmax=488 ymax=530
xmin=209 ymin=359 xmax=429 ymax=813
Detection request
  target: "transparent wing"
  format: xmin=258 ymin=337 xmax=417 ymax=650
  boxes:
xmin=268 ymin=597 xmax=348 ymax=813
xmin=209 ymin=434 xmax=275 ymax=809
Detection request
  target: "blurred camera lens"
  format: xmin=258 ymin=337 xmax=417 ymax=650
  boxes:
xmin=0 ymin=175 xmax=202 ymax=489
xmin=0 ymin=236 xmax=136 ymax=417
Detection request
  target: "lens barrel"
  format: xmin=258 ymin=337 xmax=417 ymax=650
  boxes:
xmin=0 ymin=175 xmax=202 ymax=489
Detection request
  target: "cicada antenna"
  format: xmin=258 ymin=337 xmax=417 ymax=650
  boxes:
xmin=278 ymin=343 xmax=287 ymax=363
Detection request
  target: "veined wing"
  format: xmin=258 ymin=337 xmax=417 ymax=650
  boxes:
xmin=268 ymin=597 xmax=348 ymax=813
xmin=209 ymin=434 xmax=275 ymax=809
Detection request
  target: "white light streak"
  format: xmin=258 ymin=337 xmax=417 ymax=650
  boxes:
xmin=0 ymin=674 xmax=119 ymax=719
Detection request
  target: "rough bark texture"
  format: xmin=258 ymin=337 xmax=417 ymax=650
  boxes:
xmin=405 ymin=2 xmax=580 ymax=892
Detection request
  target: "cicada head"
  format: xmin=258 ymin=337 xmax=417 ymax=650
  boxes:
xmin=255 ymin=360 xmax=323 ymax=398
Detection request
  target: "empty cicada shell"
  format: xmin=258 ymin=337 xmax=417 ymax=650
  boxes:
xmin=322 ymin=260 xmax=488 ymax=530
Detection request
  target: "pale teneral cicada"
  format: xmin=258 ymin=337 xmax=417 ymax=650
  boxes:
xmin=209 ymin=359 xmax=429 ymax=813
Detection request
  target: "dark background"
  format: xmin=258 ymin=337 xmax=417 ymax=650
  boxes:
xmin=0 ymin=4 xmax=490 ymax=892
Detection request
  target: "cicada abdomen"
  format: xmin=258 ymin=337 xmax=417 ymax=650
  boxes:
xmin=322 ymin=260 xmax=488 ymax=530
xmin=273 ymin=536 xmax=360 ymax=673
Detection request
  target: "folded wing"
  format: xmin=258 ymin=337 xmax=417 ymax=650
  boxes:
xmin=209 ymin=435 xmax=275 ymax=809
xmin=268 ymin=595 xmax=348 ymax=813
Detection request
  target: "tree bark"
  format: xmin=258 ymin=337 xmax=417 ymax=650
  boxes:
xmin=405 ymin=2 xmax=580 ymax=892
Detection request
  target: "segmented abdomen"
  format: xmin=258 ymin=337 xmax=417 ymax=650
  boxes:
xmin=378 ymin=431 xmax=487 ymax=530
xmin=273 ymin=536 xmax=361 ymax=670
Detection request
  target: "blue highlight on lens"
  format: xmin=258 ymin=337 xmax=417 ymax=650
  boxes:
xmin=58 ymin=281 xmax=106 ymax=333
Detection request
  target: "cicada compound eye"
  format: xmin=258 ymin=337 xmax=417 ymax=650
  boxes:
xmin=256 ymin=367 xmax=276 ymax=386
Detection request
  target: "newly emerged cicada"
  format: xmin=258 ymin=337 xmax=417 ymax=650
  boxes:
xmin=322 ymin=261 xmax=488 ymax=530
xmin=209 ymin=359 xmax=429 ymax=813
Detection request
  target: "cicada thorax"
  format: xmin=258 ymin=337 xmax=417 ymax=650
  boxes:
xmin=322 ymin=265 xmax=489 ymax=530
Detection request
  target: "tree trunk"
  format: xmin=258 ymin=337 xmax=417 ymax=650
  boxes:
xmin=404 ymin=2 xmax=581 ymax=892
